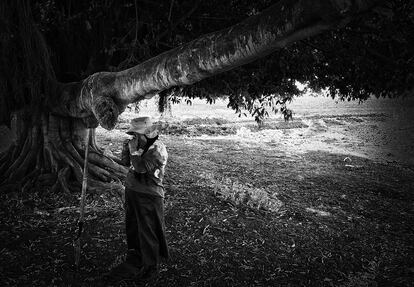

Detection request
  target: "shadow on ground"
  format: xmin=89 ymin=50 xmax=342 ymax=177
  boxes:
xmin=1 ymin=119 xmax=413 ymax=286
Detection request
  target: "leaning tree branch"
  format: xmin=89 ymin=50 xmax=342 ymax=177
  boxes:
xmin=56 ymin=0 xmax=383 ymax=130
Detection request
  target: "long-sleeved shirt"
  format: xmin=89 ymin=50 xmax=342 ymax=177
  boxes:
xmin=121 ymin=139 xmax=168 ymax=197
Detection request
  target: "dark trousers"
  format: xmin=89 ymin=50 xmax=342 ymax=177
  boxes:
xmin=125 ymin=188 xmax=169 ymax=266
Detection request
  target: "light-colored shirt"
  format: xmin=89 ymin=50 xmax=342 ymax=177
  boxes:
xmin=122 ymin=140 xmax=168 ymax=197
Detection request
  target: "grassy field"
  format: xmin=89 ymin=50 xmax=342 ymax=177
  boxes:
xmin=1 ymin=96 xmax=413 ymax=286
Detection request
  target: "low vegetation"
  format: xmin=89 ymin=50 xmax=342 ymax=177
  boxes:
xmin=1 ymin=110 xmax=413 ymax=286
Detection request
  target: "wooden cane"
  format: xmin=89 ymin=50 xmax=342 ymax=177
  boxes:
xmin=74 ymin=128 xmax=91 ymax=268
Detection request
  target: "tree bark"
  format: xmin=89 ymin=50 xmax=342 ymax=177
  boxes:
xmin=0 ymin=0 xmax=382 ymax=194
xmin=54 ymin=0 xmax=382 ymax=130
xmin=0 ymin=0 xmax=129 ymax=195
xmin=0 ymin=110 xmax=128 ymax=194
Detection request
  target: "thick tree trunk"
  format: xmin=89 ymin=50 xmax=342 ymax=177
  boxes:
xmin=0 ymin=109 xmax=128 ymax=194
xmin=0 ymin=0 xmax=129 ymax=195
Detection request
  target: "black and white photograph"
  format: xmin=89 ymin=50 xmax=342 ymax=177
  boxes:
xmin=0 ymin=0 xmax=413 ymax=286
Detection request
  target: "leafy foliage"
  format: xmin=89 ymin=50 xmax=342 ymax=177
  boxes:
xmin=14 ymin=0 xmax=414 ymax=123
xmin=303 ymin=0 xmax=414 ymax=100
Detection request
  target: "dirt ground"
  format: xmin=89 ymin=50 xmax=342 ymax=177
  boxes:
xmin=0 ymin=96 xmax=413 ymax=286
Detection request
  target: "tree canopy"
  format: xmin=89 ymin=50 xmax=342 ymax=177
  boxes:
xmin=3 ymin=0 xmax=411 ymax=124
xmin=0 ymin=0 xmax=412 ymax=194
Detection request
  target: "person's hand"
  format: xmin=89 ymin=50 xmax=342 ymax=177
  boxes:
xmin=128 ymin=137 xmax=139 ymax=153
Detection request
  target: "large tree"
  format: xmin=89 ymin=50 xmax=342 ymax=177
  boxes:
xmin=0 ymin=0 xmax=411 ymax=193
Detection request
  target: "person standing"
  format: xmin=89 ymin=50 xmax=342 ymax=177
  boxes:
xmin=106 ymin=116 xmax=169 ymax=282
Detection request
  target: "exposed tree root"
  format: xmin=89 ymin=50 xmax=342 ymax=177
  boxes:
xmin=0 ymin=112 xmax=127 ymax=195
xmin=0 ymin=183 xmax=18 ymax=194
xmin=37 ymin=173 xmax=57 ymax=186
xmin=55 ymin=167 xmax=72 ymax=194
xmin=1 ymin=135 xmax=32 ymax=182
xmin=90 ymin=129 xmax=103 ymax=153
xmin=65 ymin=142 xmax=112 ymax=182
xmin=88 ymin=151 xmax=128 ymax=176
xmin=8 ymin=127 xmax=40 ymax=182
xmin=21 ymin=169 xmax=40 ymax=193
xmin=0 ymin=150 xmax=8 ymax=163
xmin=0 ymin=145 xmax=15 ymax=176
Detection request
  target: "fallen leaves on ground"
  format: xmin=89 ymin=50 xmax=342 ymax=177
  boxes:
xmin=1 ymin=120 xmax=413 ymax=286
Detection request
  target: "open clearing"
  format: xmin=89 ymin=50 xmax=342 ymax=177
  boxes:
xmin=1 ymin=96 xmax=413 ymax=286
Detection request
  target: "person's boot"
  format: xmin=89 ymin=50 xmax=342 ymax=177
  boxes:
xmin=103 ymin=251 xmax=144 ymax=283
xmin=140 ymin=265 xmax=159 ymax=281
xmin=103 ymin=262 xmax=143 ymax=283
xmin=125 ymin=249 xmax=142 ymax=266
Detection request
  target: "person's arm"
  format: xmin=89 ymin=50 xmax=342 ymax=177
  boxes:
xmin=131 ymin=148 xmax=160 ymax=174
xmin=130 ymin=151 xmax=148 ymax=173
xmin=127 ymin=136 xmax=149 ymax=173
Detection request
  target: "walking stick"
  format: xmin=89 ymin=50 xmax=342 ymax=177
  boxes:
xmin=74 ymin=128 xmax=91 ymax=268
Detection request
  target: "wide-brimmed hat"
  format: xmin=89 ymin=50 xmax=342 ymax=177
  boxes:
xmin=126 ymin=116 xmax=159 ymax=138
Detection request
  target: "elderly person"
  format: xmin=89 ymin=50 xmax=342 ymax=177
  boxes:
xmin=106 ymin=116 xmax=169 ymax=282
